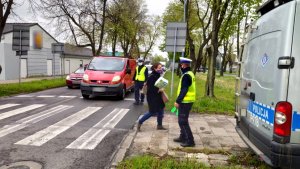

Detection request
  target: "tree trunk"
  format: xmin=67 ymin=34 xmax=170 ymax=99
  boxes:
xmin=220 ymin=39 xmax=229 ymax=76
xmin=205 ymin=44 xmax=216 ymax=97
xmin=96 ymin=0 xmax=107 ymax=55
xmin=0 ymin=0 xmax=13 ymax=42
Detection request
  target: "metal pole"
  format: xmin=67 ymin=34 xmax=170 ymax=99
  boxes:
xmin=170 ymin=27 xmax=178 ymax=98
xmin=53 ymin=53 xmax=55 ymax=78
xmin=182 ymin=0 xmax=187 ymax=58
xmin=19 ymin=30 xmax=22 ymax=84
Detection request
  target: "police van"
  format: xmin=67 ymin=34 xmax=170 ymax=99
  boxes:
xmin=236 ymin=0 xmax=300 ymax=168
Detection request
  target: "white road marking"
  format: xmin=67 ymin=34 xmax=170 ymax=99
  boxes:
xmin=58 ymin=96 xmax=76 ymax=98
xmin=124 ymin=98 xmax=135 ymax=101
xmin=0 ymin=104 xmax=45 ymax=121
xmin=66 ymin=108 xmax=129 ymax=150
xmin=0 ymin=104 xmax=20 ymax=110
xmin=0 ymin=105 xmax=72 ymax=138
xmin=15 ymin=107 xmax=102 ymax=146
xmin=15 ymin=95 xmax=34 ymax=97
xmin=37 ymin=95 xmax=55 ymax=98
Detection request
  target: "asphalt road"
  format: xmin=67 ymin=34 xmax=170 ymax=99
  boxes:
xmin=0 ymin=87 xmax=144 ymax=169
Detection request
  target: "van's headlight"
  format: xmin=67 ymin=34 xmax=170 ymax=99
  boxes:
xmin=112 ymin=75 xmax=121 ymax=83
xmin=66 ymin=75 xmax=70 ymax=80
xmin=83 ymin=74 xmax=89 ymax=81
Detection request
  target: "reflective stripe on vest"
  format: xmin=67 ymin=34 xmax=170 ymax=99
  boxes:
xmin=177 ymin=71 xmax=196 ymax=103
xmin=135 ymin=66 xmax=146 ymax=81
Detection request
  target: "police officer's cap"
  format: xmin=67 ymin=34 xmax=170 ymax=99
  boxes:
xmin=138 ymin=58 xmax=144 ymax=62
xmin=179 ymin=57 xmax=192 ymax=64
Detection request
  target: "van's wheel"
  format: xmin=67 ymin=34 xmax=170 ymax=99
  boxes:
xmin=82 ymin=94 xmax=89 ymax=99
xmin=118 ymin=87 xmax=126 ymax=100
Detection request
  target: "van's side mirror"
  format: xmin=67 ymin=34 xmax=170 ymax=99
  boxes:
xmin=126 ymin=68 xmax=131 ymax=74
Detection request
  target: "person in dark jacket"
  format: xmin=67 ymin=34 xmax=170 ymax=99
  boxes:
xmin=137 ymin=63 xmax=167 ymax=131
xmin=173 ymin=57 xmax=196 ymax=147
xmin=133 ymin=58 xmax=148 ymax=105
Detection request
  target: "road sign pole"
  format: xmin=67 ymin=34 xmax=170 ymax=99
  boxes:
xmin=19 ymin=30 xmax=22 ymax=84
xmin=170 ymin=27 xmax=178 ymax=98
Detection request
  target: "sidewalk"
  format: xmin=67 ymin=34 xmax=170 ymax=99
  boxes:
xmin=111 ymin=113 xmax=249 ymax=168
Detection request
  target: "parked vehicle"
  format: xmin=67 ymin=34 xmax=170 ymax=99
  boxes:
xmin=236 ymin=0 xmax=300 ymax=168
xmin=81 ymin=56 xmax=136 ymax=99
xmin=145 ymin=64 xmax=152 ymax=75
xmin=66 ymin=66 xmax=85 ymax=89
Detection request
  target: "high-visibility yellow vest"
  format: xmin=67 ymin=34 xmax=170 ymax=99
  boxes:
xmin=177 ymin=71 xmax=196 ymax=103
xmin=135 ymin=66 xmax=146 ymax=81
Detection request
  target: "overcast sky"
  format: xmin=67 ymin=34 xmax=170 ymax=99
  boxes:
xmin=7 ymin=0 xmax=173 ymax=57
xmin=146 ymin=0 xmax=172 ymax=16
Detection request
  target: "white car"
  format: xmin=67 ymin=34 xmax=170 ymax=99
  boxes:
xmin=145 ymin=64 xmax=152 ymax=75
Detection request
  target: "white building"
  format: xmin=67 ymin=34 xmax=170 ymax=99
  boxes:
xmin=0 ymin=23 xmax=93 ymax=80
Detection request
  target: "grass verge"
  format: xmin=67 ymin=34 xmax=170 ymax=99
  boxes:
xmin=0 ymin=78 xmax=66 ymax=97
xmin=163 ymin=72 xmax=235 ymax=115
xmin=117 ymin=154 xmax=270 ymax=169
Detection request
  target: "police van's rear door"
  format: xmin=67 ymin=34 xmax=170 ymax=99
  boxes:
xmin=287 ymin=0 xmax=300 ymax=144
xmin=240 ymin=0 xmax=296 ymax=157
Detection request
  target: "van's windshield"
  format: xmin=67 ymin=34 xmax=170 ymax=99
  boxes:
xmin=88 ymin=57 xmax=125 ymax=71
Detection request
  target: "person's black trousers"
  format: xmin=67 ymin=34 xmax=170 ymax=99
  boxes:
xmin=178 ymin=103 xmax=194 ymax=144
xmin=134 ymin=81 xmax=145 ymax=103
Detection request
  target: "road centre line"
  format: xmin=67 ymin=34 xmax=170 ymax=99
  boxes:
xmin=0 ymin=105 xmax=72 ymax=138
xmin=15 ymin=107 xmax=102 ymax=146
xmin=0 ymin=104 xmax=45 ymax=121
xmin=59 ymin=96 xmax=76 ymax=98
xmin=66 ymin=108 xmax=129 ymax=150
xmin=37 ymin=95 xmax=55 ymax=98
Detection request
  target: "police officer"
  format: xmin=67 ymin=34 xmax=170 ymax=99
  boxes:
xmin=173 ymin=57 xmax=196 ymax=147
xmin=133 ymin=58 xmax=148 ymax=105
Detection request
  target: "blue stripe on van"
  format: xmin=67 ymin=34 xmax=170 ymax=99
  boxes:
xmin=247 ymin=100 xmax=274 ymax=125
xmin=292 ymin=112 xmax=300 ymax=131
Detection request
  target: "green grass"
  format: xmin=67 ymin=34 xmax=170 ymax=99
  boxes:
xmin=0 ymin=78 xmax=66 ymax=97
xmin=163 ymin=72 xmax=235 ymax=115
xmin=117 ymin=155 xmax=268 ymax=169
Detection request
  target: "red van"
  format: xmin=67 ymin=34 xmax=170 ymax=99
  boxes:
xmin=80 ymin=56 xmax=136 ymax=99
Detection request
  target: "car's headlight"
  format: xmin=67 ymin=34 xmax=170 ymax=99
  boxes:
xmin=112 ymin=75 xmax=121 ymax=82
xmin=83 ymin=74 xmax=89 ymax=81
xmin=66 ymin=75 xmax=70 ymax=80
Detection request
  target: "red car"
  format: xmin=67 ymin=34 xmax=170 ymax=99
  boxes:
xmin=66 ymin=67 xmax=85 ymax=89
xmin=80 ymin=56 xmax=136 ymax=99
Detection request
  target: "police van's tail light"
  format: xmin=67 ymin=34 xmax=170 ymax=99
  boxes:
xmin=274 ymin=102 xmax=292 ymax=137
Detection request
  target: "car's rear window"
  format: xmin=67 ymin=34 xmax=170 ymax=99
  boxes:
xmin=88 ymin=57 xmax=125 ymax=71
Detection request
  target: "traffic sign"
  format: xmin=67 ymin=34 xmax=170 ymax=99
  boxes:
xmin=12 ymin=25 xmax=30 ymax=52
xmin=165 ymin=22 xmax=187 ymax=52
xmin=52 ymin=43 xmax=64 ymax=54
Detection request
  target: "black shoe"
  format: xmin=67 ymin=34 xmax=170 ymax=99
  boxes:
xmin=180 ymin=142 xmax=195 ymax=147
xmin=173 ymin=137 xmax=184 ymax=143
xmin=157 ymin=125 xmax=167 ymax=130
xmin=133 ymin=102 xmax=139 ymax=105
xmin=137 ymin=123 xmax=141 ymax=131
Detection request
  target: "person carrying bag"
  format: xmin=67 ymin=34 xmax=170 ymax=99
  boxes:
xmin=137 ymin=63 xmax=167 ymax=131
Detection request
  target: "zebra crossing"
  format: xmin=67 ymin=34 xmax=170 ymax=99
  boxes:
xmin=0 ymin=103 xmax=131 ymax=150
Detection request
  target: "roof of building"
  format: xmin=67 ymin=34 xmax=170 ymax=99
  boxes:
xmin=3 ymin=23 xmax=59 ymax=43
xmin=64 ymin=43 xmax=93 ymax=57
xmin=3 ymin=23 xmax=93 ymax=57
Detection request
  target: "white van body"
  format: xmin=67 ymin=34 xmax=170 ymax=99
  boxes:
xmin=236 ymin=0 xmax=300 ymax=168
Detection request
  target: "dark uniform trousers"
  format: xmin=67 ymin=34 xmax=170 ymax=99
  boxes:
xmin=134 ymin=81 xmax=145 ymax=103
xmin=178 ymin=102 xmax=194 ymax=144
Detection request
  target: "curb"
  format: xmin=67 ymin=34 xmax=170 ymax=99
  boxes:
xmin=109 ymin=125 xmax=138 ymax=169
